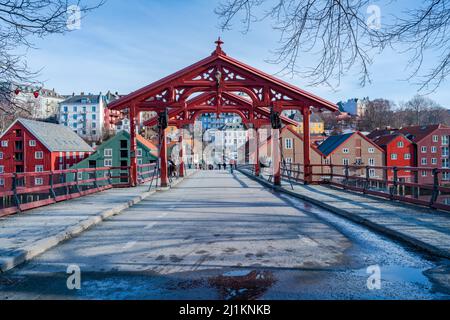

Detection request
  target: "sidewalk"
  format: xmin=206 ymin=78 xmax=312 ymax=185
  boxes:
xmin=239 ymin=169 xmax=450 ymax=260
xmin=0 ymin=171 xmax=195 ymax=273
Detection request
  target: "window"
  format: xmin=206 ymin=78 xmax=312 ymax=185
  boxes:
xmin=137 ymin=159 xmax=143 ymax=165
xmin=73 ymin=106 xmax=78 ymax=112
xmin=397 ymin=141 xmax=404 ymax=148
xmin=368 ymin=158 xmax=375 ymax=166
xmin=404 ymin=153 xmax=411 ymax=160
xmin=0 ymin=178 xmax=4 ymax=186
xmin=443 ymin=147 xmax=449 ymax=157
xmin=104 ymin=149 xmax=113 ymax=157
xmin=73 ymin=123 xmax=78 ymax=129
xmin=92 ymin=114 xmax=96 ymax=120
xmin=369 ymin=169 xmax=376 ymax=177
xmin=63 ymin=106 xmax=68 ymax=112
xmin=421 ymin=146 xmax=427 ymax=153
xmin=343 ymin=158 xmax=349 ymax=165
xmin=433 ymin=135 xmax=439 ymax=143
xmin=432 ymin=158 xmax=438 ymax=165
xmin=73 ymin=153 xmax=77 ymax=160
xmin=431 ymin=146 xmax=437 ymax=153
xmin=422 ymin=171 xmax=427 ymax=177
xmin=92 ymin=123 xmax=97 ymax=128
xmin=343 ymin=148 xmax=350 ymax=154
xmin=443 ymin=172 xmax=450 ymax=181
xmin=442 ymin=136 xmax=449 ymax=145
xmin=34 ymin=178 xmax=43 ymax=186
xmin=391 ymin=154 xmax=398 ymax=160
xmin=73 ymin=114 xmax=78 ymax=120
xmin=355 ymin=158 xmax=363 ymax=165
xmin=443 ymin=159 xmax=449 ymax=168
xmin=66 ymin=153 xmax=70 ymax=160
xmin=35 ymin=151 xmax=44 ymax=159
xmin=29 ymin=140 xmax=36 ymax=147
xmin=0 ymin=165 xmax=4 ymax=173
xmin=35 ymin=165 xmax=44 ymax=172
xmin=92 ymin=106 xmax=96 ymax=112
xmin=285 ymin=157 xmax=292 ymax=164
xmin=104 ymin=159 xmax=113 ymax=167
xmin=1 ymin=141 xmax=8 ymax=147
xmin=77 ymin=172 xmax=83 ymax=181
xmin=0 ymin=152 xmax=2 ymax=160
xmin=92 ymin=130 xmax=96 ymax=135
xmin=285 ymin=138 xmax=293 ymax=149
xmin=137 ymin=149 xmax=143 ymax=157
xmin=421 ymin=158 xmax=427 ymax=165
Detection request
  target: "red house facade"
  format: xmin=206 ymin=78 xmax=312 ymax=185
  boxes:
xmin=398 ymin=125 xmax=450 ymax=185
xmin=0 ymin=118 xmax=94 ymax=188
xmin=372 ymin=134 xmax=415 ymax=182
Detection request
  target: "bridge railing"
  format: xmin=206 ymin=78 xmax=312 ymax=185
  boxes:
xmin=0 ymin=167 xmax=114 ymax=217
xmin=288 ymin=163 xmax=450 ymax=212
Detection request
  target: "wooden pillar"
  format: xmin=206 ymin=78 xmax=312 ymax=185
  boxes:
xmin=255 ymin=128 xmax=260 ymax=176
xmin=129 ymin=104 xmax=138 ymax=187
xmin=303 ymin=107 xmax=312 ymax=184
xmin=179 ymin=133 xmax=185 ymax=178
xmin=272 ymin=128 xmax=281 ymax=186
xmin=160 ymin=127 xmax=168 ymax=187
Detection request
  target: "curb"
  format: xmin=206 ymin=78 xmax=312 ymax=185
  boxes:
xmin=238 ymin=169 xmax=450 ymax=260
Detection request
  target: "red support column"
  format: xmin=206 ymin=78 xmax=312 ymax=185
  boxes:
xmin=160 ymin=128 xmax=169 ymax=188
xmin=272 ymin=128 xmax=281 ymax=186
xmin=255 ymin=128 xmax=260 ymax=176
xmin=303 ymin=107 xmax=312 ymax=184
xmin=179 ymin=133 xmax=185 ymax=178
xmin=129 ymin=105 xmax=138 ymax=187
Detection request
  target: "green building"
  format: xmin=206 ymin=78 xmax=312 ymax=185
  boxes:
xmin=71 ymin=131 xmax=158 ymax=185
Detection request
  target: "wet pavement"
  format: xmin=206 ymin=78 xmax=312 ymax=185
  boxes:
xmin=0 ymin=171 xmax=449 ymax=300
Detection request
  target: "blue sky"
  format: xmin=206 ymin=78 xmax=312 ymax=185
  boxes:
xmin=23 ymin=0 xmax=449 ymax=107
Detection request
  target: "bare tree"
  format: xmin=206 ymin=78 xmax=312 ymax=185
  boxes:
xmin=216 ymin=0 xmax=450 ymax=91
xmin=358 ymin=98 xmax=395 ymax=131
xmin=399 ymin=95 xmax=449 ymax=126
xmin=0 ymin=0 xmax=104 ymax=118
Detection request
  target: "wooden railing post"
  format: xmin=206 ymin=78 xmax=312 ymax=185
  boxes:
xmin=12 ymin=173 xmax=21 ymax=211
xmin=390 ymin=167 xmax=398 ymax=200
xmin=364 ymin=166 xmax=370 ymax=193
xmin=75 ymin=170 xmax=81 ymax=193
xmin=430 ymin=168 xmax=440 ymax=206
xmin=49 ymin=171 xmax=57 ymax=200
xmin=344 ymin=165 xmax=349 ymax=188
xmin=108 ymin=168 xmax=113 ymax=186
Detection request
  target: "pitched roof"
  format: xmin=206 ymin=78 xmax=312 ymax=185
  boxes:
xmin=373 ymin=134 xmax=400 ymax=147
xmin=1 ymin=118 xmax=94 ymax=152
xmin=397 ymin=124 xmax=449 ymax=143
xmin=136 ymin=134 xmax=158 ymax=156
xmin=317 ymin=133 xmax=354 ymax=156
xmin=60 ymin=95 xmax=101 ymax=105
xmin=367 ymin=128 xmax=399 ymax=140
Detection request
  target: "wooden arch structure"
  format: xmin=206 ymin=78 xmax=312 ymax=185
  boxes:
xmin=108 ymin=39 xmax=338 ymax=187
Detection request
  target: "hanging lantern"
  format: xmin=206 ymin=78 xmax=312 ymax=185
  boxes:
xmin=33 ymin=91 xmax=40 ymax=98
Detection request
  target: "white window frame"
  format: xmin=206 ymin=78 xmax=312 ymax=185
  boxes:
xmin=29 ymin=140 xmax=36 ymax=147
xmin=369 ymin=169 xmax=376 ymax=178
xmin=35 ymin=151 xmax=44 ymax=160
xmin=0 ymin=165 xmax=4 ymax=173
xmin=442 ymin=136 xmax=449 ymax=146
xmin=0 ymin=152 xmax=3 ymax=160
xmin=421 ymin=146 xmax=427 ymax=153
xmin=368 ymin=148 xmax=375 ymax=154
xmin=421 ymin=158 xmax=427 ymax=165
xmin=343 ymin=158 xmax=349 ymax=165
xmin=0 ymin=178 xmax=4 ymax=186
xmin=422 ymin=171 xmax=427 ymax=177
xmin=391 ymin=154 xmax=398 ymax=160
xmin=137 ymin=148 xmax=143 ymax=157
xmin=104 ymin=159 xmax=113 ymax=167
xmin=35 ymin=178 xmax=44 ymax=186
xmin=404 ymin=153 xmax=411 ymax=160
xmin=343 ymin=148 xmax=350 ymax=154
xmin=35 ymin=165 xmax=44 ymax=173
xmin=432 ymin=158 xmax=438 ymax=165
xmin=368 ymin=158 xmax=375 ymax=166
xmin=137 ymin=158 xmax=143 ymax=165
xmin=431 ymin=146 xmax=437 ymax=153
xmin=285 ymin=138 xmax=293 ymax=150
xmin=104 ymin=148 xmax=113 ymax=157
xmin=1 ymin=141 xmax=8 ymax=147
xmin=397 ymin=141 xmax=404 ymax=148
xmin=433 ymin=135 xmax=439 ymax=143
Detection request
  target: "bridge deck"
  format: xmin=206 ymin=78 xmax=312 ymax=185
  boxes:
xmin=241 ymin=169 xmax=450 ymax=259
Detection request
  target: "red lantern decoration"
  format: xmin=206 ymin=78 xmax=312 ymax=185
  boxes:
xmin=33 ymin=91 xmax=40 ymax=98
xmin=14 ymin=89 xmax=20 ymax=95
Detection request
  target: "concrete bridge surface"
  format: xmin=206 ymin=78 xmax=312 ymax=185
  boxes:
xmin=0 ymin=170 xmax=449 ymax=300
